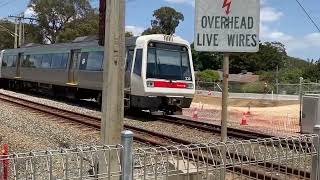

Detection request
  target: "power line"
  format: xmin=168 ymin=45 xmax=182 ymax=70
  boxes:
xmin=295 ymin=0 xmax=320 ymax=33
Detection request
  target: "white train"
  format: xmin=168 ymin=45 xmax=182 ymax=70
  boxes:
xmin=0 ymin=34 xmax=195 ymax=114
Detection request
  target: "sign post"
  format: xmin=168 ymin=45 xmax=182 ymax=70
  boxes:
xmin=195 ymin=0 xmax=260 ymax=178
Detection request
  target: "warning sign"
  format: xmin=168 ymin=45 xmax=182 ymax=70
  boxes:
xmin=195 ymin=0 xmax=260 ymax=52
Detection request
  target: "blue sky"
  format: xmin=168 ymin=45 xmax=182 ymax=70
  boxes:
xmin=0 ymin=0 xmax=319 ymax=60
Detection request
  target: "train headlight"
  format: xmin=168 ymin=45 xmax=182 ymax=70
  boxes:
xmin=147 ymin=81 xmax=154 ymax=87
xmin=187 ymin=83 xmax=194 ymax=89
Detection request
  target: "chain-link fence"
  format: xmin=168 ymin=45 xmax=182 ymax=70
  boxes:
xmin=196 ymin=81 xmax=320 ymax=95
xmin=0 ymin=132 xmax=319 ymax=180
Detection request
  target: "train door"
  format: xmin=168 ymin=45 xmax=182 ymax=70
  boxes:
xmin=16 ymin=52 xmax=23 ymax=78
xmin=68 ymin=49 xmax=81 ymax=85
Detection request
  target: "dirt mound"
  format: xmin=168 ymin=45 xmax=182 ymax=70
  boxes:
xmin=193 ymin=95 xmax=299 ymax=107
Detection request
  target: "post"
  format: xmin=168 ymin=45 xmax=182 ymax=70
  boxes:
xmin=14 ymin=20 xmax=17 ymax=49
xmin=276 ymin=65 xmax=279 ymax=94
xmin=18 ymin=16 xmax=22 ymax=47
xmin=220 ymin=53 xmax=229 ymax=180
xmin=100 ymin=0 xmax=126 ymax=179
xmin=221 ymin=53 xmax=229 ymax=142
xmin=121 ymin=131 xmax=133 ymax=180
xmin=312 ymin=125 xmax=320 ymax=180
xmin=299 ymin=77 xmax=304 ymax=128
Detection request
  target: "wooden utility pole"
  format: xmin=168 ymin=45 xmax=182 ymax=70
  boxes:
xmin=100 ymin=0 xmax=125 ymax=178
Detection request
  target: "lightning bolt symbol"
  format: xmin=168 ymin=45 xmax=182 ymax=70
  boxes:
xmin=222 ymin=0 xmax=232 ymax=15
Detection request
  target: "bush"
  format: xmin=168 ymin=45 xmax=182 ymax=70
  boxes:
xmin=196 ymin=70 xmax=220 ymax=82
xmin=241 ymin=83 xmax=274 ymax=93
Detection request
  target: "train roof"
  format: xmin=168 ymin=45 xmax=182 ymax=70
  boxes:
xmin=2 ymin=34 xmax=189 ymax=54
xmin=3 ymin=36 xmax=138 ymax=54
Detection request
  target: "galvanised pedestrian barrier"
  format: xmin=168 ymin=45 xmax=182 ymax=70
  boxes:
xmin=0 ymin=133 xmax=319 ymax=180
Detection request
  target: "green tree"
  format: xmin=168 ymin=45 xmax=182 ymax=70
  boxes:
xmin=142 ymin=7 xmax=184 ymax=35
xmin=0 ymin=20 xmax=42 ymax=49
xmin=191 ymin=44 xmax=223 ymax=71
xmin=58 ymin=12 xmax=99 ymax=43
xmin=29 ymin=0 xmax=94 ymax=43
xmin=125 ymin=31 xmax=134 ymax=37
xmin=196 ymin=70 xmax=220 ymax=82
xmin=0 ymin=20 xmax=15 ymax=49
xmin=229 ymin=42 xmax=287 ymax=73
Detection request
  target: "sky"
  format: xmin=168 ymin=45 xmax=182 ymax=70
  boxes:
xmin=0 ymin=0 xmax=319 ymax=60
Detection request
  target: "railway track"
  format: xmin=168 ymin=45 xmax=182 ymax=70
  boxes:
xmin=0 ymin=92 xmax=311 ymax=179
xmin=155 ymin=115 xmax=273 ymax=139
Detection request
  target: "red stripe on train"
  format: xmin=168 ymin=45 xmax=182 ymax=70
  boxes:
xmin=154 ymin=81 xmax=188 ymax=88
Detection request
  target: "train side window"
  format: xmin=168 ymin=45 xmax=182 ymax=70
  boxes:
xmin=32 ymin=55 xmax=42 ymax=68
xmin=7 ymin=56 xmax=15 ymax=67
xmin=2 ymin=55 xmax=8 ymax=67
xmin=133 ymin=49 xmax=143 ymax=76
xmin=51 ymin=53 xmax=66 ymax=69
xmin=79 ymin=52 xmax=89 ymax=70
xmin=125 ymin=49 xmax=134 ymax=72
xmin=41 ymin=54 xmax=52 ymax=68
xmin=147 ymin=48 xmax=156 ymax=78
xmin=11 ymin=55 xmax=17 ymax=67
xmin=61 ymin=53 xmax=69 ymax=69
xmin=22 ymin=55 xmax=31 ymax=67
xmin=86 ymin=51 xmax=103 ymax=71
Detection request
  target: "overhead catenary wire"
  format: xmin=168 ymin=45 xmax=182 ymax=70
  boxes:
xmin=295 ymin=0 xmax=320 ymax=33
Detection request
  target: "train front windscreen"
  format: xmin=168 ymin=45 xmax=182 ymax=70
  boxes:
xmin=146 ymin=42 xmax=192 ymax=81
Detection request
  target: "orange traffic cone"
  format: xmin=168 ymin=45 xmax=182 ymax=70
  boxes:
xmin=208 ymin=91 xmax=212 ymax=96
xmin=192 ymin=108 xmax=198 ymax=120
xmin=240 ymin=112 xmax=248 ymax=125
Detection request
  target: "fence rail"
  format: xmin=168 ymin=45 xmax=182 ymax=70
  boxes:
xmin=0 ymin=133 xmax=319 ymax=180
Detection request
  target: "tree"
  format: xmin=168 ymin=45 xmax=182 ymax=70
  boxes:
xmin=191 ymin=43 xmax=222 ymax=71
xmin=0 ymin=20 xmax=15 ymax=49
xmin=0 ymin=20 xmax=42 ymax=49
xmin=29 ymin=0 xmax=94 ymax=43
xmin=196 ymin=70 xmax=220 ymax=82
xmin=125 ymin=31 xmax=134 ymax=37
xmin=142 ymin=7 xmax=184 ymax=35
xmin=229 ymin=42 xmax=287 ymax=73
xmin=58 ymin=12 xmax=99 ymax=43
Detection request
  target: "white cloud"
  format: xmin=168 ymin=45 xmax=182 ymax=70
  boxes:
xmin=164 ymin=0 xmax=195 ymax=6
xmin=24 ymin=7 xmax=36 ymax=17
xmin=260 ymin=7 xmax=283 ymax=22
xmin=125 ymin=25 xmax=145 ymax=36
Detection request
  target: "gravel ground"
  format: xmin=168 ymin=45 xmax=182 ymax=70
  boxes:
xmin=0 ymin=89 xmax=101 ymax=118
xmin=0 ymin=101 xmax=100 ymax=153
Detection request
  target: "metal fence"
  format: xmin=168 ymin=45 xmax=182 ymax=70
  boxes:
xmin=0 ymin=132 xmax=319 ymax=180
xmin=196 ymin=81 xmax=320 ymax=96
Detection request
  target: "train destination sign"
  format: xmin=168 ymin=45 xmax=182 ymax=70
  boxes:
xmin=195 ymin=0 xmax=260 ymax=52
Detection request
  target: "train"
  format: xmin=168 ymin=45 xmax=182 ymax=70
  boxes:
xmin=0 ymin=34 xmax=195 ymax=114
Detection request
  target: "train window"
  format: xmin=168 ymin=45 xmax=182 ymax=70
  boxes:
xmin=181 ymin=52 xmax=191 ymax=79
xmin=125 ymin=50 xmax=134 ymax=72
xmin=61 ymin=53 xmax=69 ymax=69
xmin=7 ymin=56 xmax=16 ymax=67
xmin=22 ymin=55 xmax=32 ymax=67
xmin=41 ymin=54 xmax=52 ymax=68
xmin=133 ymin=49 xmax=143 ymax=76
xmin=86 ymin=51 xmax=103 ymax=71
xmin=79 ymin=52 xmax=88 ymax=70
xmin=32 ymin=55 xmax=42 ymax=68
xmin=2 ymin=55 xmax=8 ymax=67
xmin=51 ymin=53 xmax=68 ymax=69
xmin=147 ymin=48 xmax=156 ymax=78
